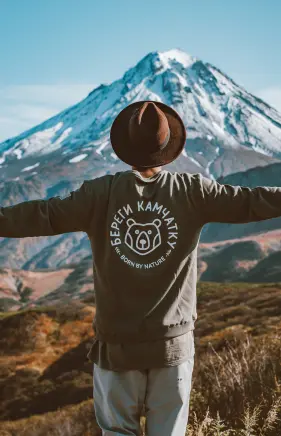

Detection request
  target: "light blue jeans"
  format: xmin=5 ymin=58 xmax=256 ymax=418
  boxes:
xmin=93 ymin=357 xmax=194 ymax=436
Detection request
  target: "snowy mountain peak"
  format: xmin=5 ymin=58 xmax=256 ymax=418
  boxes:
xmin=1 ymin=47 xmax=281 ymax=183
xmin=157 ymin=48 xmax=197 ymax=69
xmin=2 ymin=47 xmax=281 ymax=274
xmin=121 ymin=48 xmax=196 ymax=87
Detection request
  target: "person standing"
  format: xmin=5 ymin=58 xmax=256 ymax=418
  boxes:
xmin=1 ymin=101 xmax=281 ymax=435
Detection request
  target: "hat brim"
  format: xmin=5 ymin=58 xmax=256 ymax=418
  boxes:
xmin=110 ymin=100 xmax=187 ymax=168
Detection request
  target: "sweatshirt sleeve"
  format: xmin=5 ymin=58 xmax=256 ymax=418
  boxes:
xmin=0 ymin=180 xmax=94 ymax=238
xmin=193 ymin=173 xmax=281 ymax=225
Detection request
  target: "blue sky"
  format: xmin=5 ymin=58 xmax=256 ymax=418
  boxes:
xmin=0 ymin=0 xmax=280 ymax=141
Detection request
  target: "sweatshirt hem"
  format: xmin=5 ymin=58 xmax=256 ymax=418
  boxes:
xmin=94 ymin=321 xmax=194 ymax=344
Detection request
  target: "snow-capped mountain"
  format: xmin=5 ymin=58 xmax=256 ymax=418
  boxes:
xmin=1 ymin=48 xmax=281 ymax=187
xmin=1 ymin=47 xmax=281 ymax=272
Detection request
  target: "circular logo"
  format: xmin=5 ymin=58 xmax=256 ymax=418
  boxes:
xmin=109 ymin=200 xmax=179 ymax=269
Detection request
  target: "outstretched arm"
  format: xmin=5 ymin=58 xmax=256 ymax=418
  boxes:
xmin=0 ymin=180 xmax=93 ymax=238
xmin=192 ymin=173 xmax=281 ymax=225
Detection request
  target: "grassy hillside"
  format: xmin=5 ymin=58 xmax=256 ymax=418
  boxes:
xmin=1 ymin=282 xmax=281 ymax=435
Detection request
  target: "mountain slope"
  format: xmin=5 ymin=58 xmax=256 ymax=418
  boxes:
xmin=1 ymin=48 xmax=281 ymax=184
xmin=0 ymin=48 xmax=281 ymax=269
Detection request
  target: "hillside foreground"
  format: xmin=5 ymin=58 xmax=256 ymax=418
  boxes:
xmin=1 ymin=281 xmax=281 ymax=435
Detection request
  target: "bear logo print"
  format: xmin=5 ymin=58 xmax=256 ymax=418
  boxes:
xmin=124 ymin=218 xmax=162 ymax=256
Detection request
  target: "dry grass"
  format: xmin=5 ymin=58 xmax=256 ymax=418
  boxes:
xmin=184 ymin=330 xmax=281 ymax=435
xmin=2 ymin=332 xmax=281 ymax=435
xmin=1 ymin=281 xmax=281 ymax=435
xmin=0 ymin=399 xmax=101 ymax=436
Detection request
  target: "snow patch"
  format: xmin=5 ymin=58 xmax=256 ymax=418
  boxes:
xmin=14 ymin=122 xmax=64 ymax=157
xmin=188 ymin=155 xmax=202 ymax=168
xmin=53 ymin=127 xmax=72 ymax=147
xmin=111 ymin=152 xmax=118 ymax=159
xmin=158 ymin=49 xmax=196 ymax=69
xmin=252 ymin=144 xmax=270 ymax=156
xmin=21 ymin=162 xmax=40 ymax=172
xmin=211 ymin=121 xmax=226 ymax=137
xmin=96 ymin=140 xmax=109 ymax=155
xmin=13 ymin=149 xmax=22 ymax=159
xmin=69 ymin=153 xmax=88 ymax=163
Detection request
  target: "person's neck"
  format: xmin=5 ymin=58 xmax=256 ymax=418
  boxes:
xmin=132 ymin=166 xmax=162 ymax=178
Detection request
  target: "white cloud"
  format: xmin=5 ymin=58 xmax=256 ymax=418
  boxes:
xmin=256 ymin=86 xmax=281 ymax=113
xmin=0 ymin=83 xmax=96 ymax=142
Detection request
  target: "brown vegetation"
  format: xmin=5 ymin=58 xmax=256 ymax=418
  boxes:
xmin=0 ymin=282 xmax=281 ymax=434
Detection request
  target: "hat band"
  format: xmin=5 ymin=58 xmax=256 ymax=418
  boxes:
xmin=158 ymin=128 xmax=170 ymax=150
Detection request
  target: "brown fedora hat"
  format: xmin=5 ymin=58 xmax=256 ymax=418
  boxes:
xmin=110 ymin=100 xmax=186 ymax=168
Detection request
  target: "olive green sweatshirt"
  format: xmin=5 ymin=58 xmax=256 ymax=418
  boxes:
xmin=1 ymin=170 xmax=281 ymax=345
